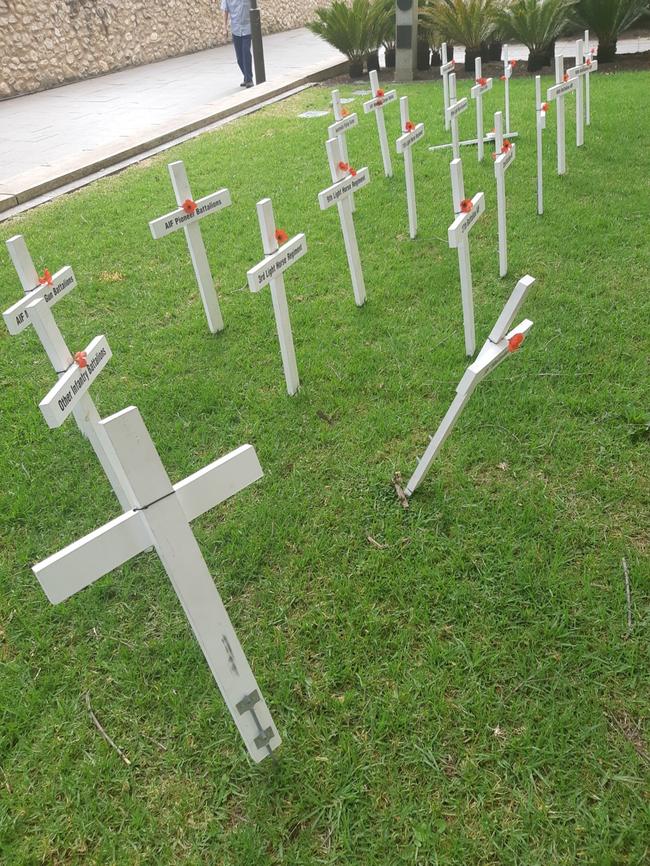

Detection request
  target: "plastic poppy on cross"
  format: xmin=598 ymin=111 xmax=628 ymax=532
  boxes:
xmin=39 ymin=269 xmax=53 ymax=286
xmin=405 ymin=120 xmax=415 ymax=132
xmin=507 ymin=332 xmax=524 ymax=352
xmin=274 ymin=228 xmax=288 ymax=245
xmin=74 ymin=351 xmax=88 ymax=368
xmin=460 ymin=199 xmax=473 ymax=213
xmin=182 ymin=199 xmax=197 ymax=215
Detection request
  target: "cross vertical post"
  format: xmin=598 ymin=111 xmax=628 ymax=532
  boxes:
xmin=331 ymin=90 xmax=356 ymax=212
xmin=575 ymin=39 xmax=584 ymax=147
xmin=547 ymin=55 xmax=577 ymax=176
xmin=503 ymin=43 xmax=511 ymax=133
xmin=364 ymin=70 xmax=396 ymax=178
xmin=446 ymin=73 xmax=468 ymax=160
xmin=396 ymin=96 xmax=425 ymax=239
xmin=440 ymin=42 xmax=454 ymax=130
xmin=535 ymin=75 xmax=546 ymax=215
xmin=149 ymin=160 xmax=231 ymax=333
xmin=584 ymin=30 xmax=591 ymax=125
xmin=32 ymin=405 xmax=281 ymax=763
xmin=493 ymin=111 xmax=516 ymax=278
xmin=246 ymin=198 xmax=306 ymax=396
xmin=470 ymin=57 xmax=493 ymax=162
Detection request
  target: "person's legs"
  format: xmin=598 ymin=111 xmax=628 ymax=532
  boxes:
xmin=232 ymin=34 xmax=245 ymax=79
xmin=241 ymin=34 xmax=253 ymax=84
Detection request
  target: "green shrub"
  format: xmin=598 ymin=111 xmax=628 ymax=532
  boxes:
xmin=574 ymin=0 xmax=649 ymax=61
xmin=496 ymin=0 xmax=576 ymax=70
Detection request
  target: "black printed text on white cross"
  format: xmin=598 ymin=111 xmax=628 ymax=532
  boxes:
xmin=3 ymin=235 xmax=135 ymax=511
xmin=395 ymin=95 xmax=425 ymax=239
xmin=330 ymin=89 xmax=358 ymax=213
xmin=246 ymin=198 xmax=306 ymax=396
xmin=470 ymin=57 xmax=493 ymax=162
xmin=492 ymin=111 xmax=516 ymax=278
xmin=149 ymin=160 xmax=231 ymax=333
xmin=405 ymin=275 xmax=535 ymax=496
xmin=547 ymin=57 xmax=577 ymax=176
xmin=447 ymin=158 xmax=486 ymax=356
xmin=32 ymin=405 xmax=281 ymax=763
xmin=363 ymin=70 xmax=397 ymax=178
xmin=318 ymin=137 xmax=371 ymax=307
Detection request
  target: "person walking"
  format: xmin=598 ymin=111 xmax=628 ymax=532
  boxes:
xmin=221 ymin=0 xmax=254 ymax=88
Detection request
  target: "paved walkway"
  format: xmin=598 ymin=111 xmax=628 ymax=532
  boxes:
xmin=0 ymin=28 xmax=346 ymax=213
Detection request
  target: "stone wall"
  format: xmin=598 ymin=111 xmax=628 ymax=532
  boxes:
xmin=0 ymin=0 xmax=335 ymax=98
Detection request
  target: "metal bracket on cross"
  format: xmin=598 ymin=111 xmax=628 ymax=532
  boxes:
xmin=363 ymin=70 xmax=397 ymax=178
xmin=470 ymin=57 xmax=493 ymax=162
xmin=447 ymin=158 xmax=486 ymax=356
xmin=149 ymin=160 xmax=231 ymax=333
xmin=318 ymin=137 xmax=371 ymax=307
xmin=547 ymin=56 xmax=577 ymax=176
xmin=3 ymin=235 xmax=136 ymax=512
xmin=32 ymin=405 xmax=281 ymax=763
xmin=492 ymin=111 xmax=516 ymax=278
xmin=535 ymin=75 xmax=548 ymax=215
xmin=330 ymin=90 xmax=359 ymax=213
xmin=395 ymin=95 xmax=425 ymax=239
xmin=567 ymin=36 xmax=598 ymax=147
xmin=404 ymin=275 xmax=536 ymax=496
xmin=246 ymin=198 xmax=306 ymax=396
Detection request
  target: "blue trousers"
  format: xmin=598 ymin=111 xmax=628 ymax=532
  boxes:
xmin=233 ymin=34 xmax=253 ymax=83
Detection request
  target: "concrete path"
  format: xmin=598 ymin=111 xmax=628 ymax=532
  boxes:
xmin=0 ymin=28 xmax=346 ymax=213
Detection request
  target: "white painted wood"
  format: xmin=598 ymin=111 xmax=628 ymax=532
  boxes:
xmin=6 ymin=234 xmax=40 ymax=292
xmin=446 ymin=73 xmax=468 ymax=159
xmin=447 ymin=193 xmax=486 ymax=248
xmin=584 ymin=30 xmax=591 ymax=125
xmin=470 ymin=58 xmax=493 ymax=161
xmin=488 ymin=274 xmax=535 ymax=342
xmin=494 ymin=109 xmax=504 ymax=155
xmin=320 ymin=137 xmax=367 ymax=307
xmin=535 ymin=76 xmax=545 ymax=215
xmin=493 ymin=112 xmax=515 ymax=278
xmin=33 ymin=406 xmax=280 ymax=763
xmin=246 ymin=234 xmax=307 ymax=291
xmin=503 ymin=44 xmax=511 ymax=133
xmin=441 ymin=43 xmax=451 ymax=129
xmin=575 ymin=39 xmax=584 ymax=147
xmin=396 ymin=96 xmax=424 ymax=240
xmin=175 ymin=444 xmax=263 ymax=522
xmin=148 ymin=160 xmax=226 ymax=333
xmin=317 ymin=167 xmax=371 ymax=209
xmin=364 ymin=70 xmax=394 ymax=177
xmin=405 ymin=278 xmax=535 ymax=495
xmin=548 ymin=57 xmax=573 ymax=175
xmin=331 ymin=90 xmax=356 ymax=212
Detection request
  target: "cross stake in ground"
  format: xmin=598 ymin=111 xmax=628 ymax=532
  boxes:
xmin=318 ymin=137 xmax=371 ymax=307
xmin=330 ymin=89 xmax=358 ymax=212
xmin=447 ymin=158 xmax=486 ymax=356
xmin=492 ymin=111 xmax=516 ymax=277
xmin=149 ymin=160 xmax=231 ymax=333
xmin=246 ymin=198 xmax=307 ymax=396
xmin=470 ymin=57 xmax=493 ymax=161
xmin=404 ymin=275 xmax=535 ymax=496
xmin=395 ymin=95 xmax=425 ymax=239
xmin=535 ymin=75 xmax=548 ymax=215
xmin=32 ymin=405 xmax=281 ymax=763
xmin=547 ymin=57 xmax=577 ymax=176
xmin=363 ymin=70 xmax=397 ymax=178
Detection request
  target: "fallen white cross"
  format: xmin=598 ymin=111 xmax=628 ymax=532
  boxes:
xmin=492 ymin=111 xmax=516 ymax=277
xmin=149 ymin=160 xmax=231 ymax=333
xmin=404 ymin=275 xmax=535 ymax=496
xmin=32 ymin=405 xmax=281 ymax=763
xmin=363 ymin=70 xmax=398 ymax=178
xmin=395 ymin=95 xmax=425 ymax=239
xmin=535 ymin=76 xmax=549 ymax=215
xmin=470 ymin=57 xmax=493 ymax=161
xmin=318 ymin=137 xmax=371 ymax=307
xmin=246 ymin=199 xmax=306 ymax=396
xmin=447 ymin=158 xmax=486 ymax=356
xmin=3 ymin=235 xmax=135 ymax=511
xmin=547 ymin=57 xmax=577 ymax=176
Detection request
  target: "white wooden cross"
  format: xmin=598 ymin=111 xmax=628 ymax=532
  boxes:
xmin=583 ymin=30 xmax=594 ymax=126
xmin=547 ymin=56 xmax=577 ymax=176
xmin=470 ymin=57 xmax=493 ymax=162
xmin=445 ymin=72 xmax=469 ymax=160
xmin=246 ymin=198 xmax=306 ymax=396
xmin=3 ymin=235 xmax=135 ymax=512
xmin=404 ymin=275 xmax=535 ymax=496
xmin=318 ymin=137 xmax=371 ymax=307
xmin=492 ymin=111 xmax=516 ymax=278
xmin=501 ymin=44 xmax=513 ymax=134
xmin=535 ymin=75 xmax=548 ymax=215
xmin=395 ymin=96 xmax=425 ymax=239
xmin=567 ymin=37 xmax=598 ymax=147
xmin=330 ymin=90 xmax=358 ymax=213
xmin=363 ymin=70 xmax=398 ymax=178
xmin=149 ymin=160 xmax=231 ymax=333
xmin=32 ymin=404 xmax=281 ymax=764
xmin=447 ymin=158 xmax=486 ymax=356
xmin=439 ymin=42 xmax=455 ymax=130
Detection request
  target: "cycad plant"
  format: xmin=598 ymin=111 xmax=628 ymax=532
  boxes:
xmin=308 ymin=0 xmax=386 ymax=77
xmin=424 ymin=0 xmax=499 ymax=70
xmin=496 ymin=0 xmax=575 ymax=70
xmin=574 ymin=0 xmax=648 ymax=62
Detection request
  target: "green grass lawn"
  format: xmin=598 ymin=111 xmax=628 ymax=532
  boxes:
xmin=0 ymin=71 xmax=648 ymax=865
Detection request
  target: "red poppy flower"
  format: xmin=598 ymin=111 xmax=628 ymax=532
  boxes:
xmin=182 ymin=199 xmax=197 ymax=214
xmin=341 ymin=107 xmax=350 ymax=117
xmin=375 ymin=88 xmax=385 ymax=97
xmin=586 ymin=58 xmax=592 ymax=66
xmin=349 ymin=167 xmax=357 ymax=177
xmin=476 ymin=76 xmax=488 ymax=86
xmin=509 ymin=59 xmax=517 ymax=67
xmin=507 ymin=332 xmax=524 ymax=352
xmin=38 ymin=269 xmax=53 ymax=286
xmin=460 ymin=199 xmax=472 ymax=213
xmin=563 ymin=72 xmax=569 ymax=82
xmin=74 ymin=351 xmax=88 ymax=368
xmin=274 ymin=228 xmax=288 ymax=245
xmin=541 ymin=101 xmax=549 ymax=112
xmin=502 ymin=139 xmax=511 ymax=152
xmin=405 ymin=120 xmax=415 ymax=132
xmin=500 ymin=74 xmax=506 ymax=81
xmin=590 ymin=47 xmax=596 ymax=55
xmin=338 ymin=161 xmax=349 ymax=171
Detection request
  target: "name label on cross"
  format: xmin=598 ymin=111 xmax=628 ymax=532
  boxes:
xmin=448 ymin=194 xmax=486 ymax=247
xmin=446 ymin=98 xmax=468 ymax=122
xmin=328 ymin=114 xmax=359 ymax=137
xmin=568 ymin=59 xmax=597 ymax=76
xmin=246 ymin=234 xmax=308 ymax=292
xmin=440 ymin=60 xmax=455 ymax=74
xmin=396 ymin=123 xmax=425 ymax=153
xmin=471 ymin=79 xmax=493 ymax=97
xmin=39 ymin=335 xmax=112 ymax=428
xmin=149 ymin=189 xmax=232 ymax=239
xmin=318 ymin=168 xmax=371 ymax=210
xmin=363 ymin=90 xmax=398 ymax=113
xmin=3 ymin=267 xmax=76 ymax=335
xmin=547 ymin=78 xmax=578 ymax=100
xmin=495 ymin=144 xmax=516 ymax=171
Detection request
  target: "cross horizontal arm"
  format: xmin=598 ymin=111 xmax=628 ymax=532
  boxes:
xmin=4 ymin=265 xmax=76 ymax=335
xmin=445 ymin=97 xmax=468 ymax=123
xmin=246 ymin=234 xmax=307 ymax=292
xmin=363 ymin=90 xmax=397 ymax=113
xmin=328 ymin=114 xmax=358 ymax=138
xmin=488 ymin=275 xmax=535 ymax=343
xmin=149 ymin=189 xmax=231 ymax=239
xmin=318 ymin=168 xmax=370 ymax=210
xmin=447 ymin=193 xmax=485 ymax=247
xmin=465 ymin=318 xmax=534 ymax=391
